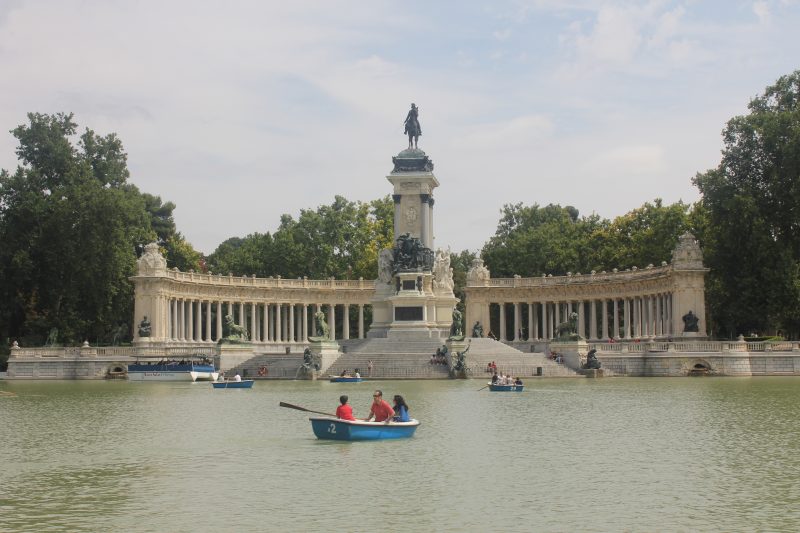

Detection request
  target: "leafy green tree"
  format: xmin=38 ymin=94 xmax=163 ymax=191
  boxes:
xmin=0 ymin=113 xmax=171 ymax=346
xmin=693 ymin=70 xmax=800 ymax=337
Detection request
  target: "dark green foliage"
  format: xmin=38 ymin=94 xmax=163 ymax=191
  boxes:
xmin=481 ymin=201 xmax=689 ymax=278
xmin=0 ymin=113 xmax=191 ymax=346
xmin=693 ymin=70 xmax=800 ymax=338
xmin=207 ymin=195 xmax=394 ymax=279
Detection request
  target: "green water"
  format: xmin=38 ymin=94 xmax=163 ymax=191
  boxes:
xmin=1 ymin=377 xmax=799 ymax=532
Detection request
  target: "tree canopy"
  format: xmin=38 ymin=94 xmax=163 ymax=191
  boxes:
xmin=0 ymin=113 xmax=194 ymax=351
xmin=693 ymin=70 xmax=800 ymax=338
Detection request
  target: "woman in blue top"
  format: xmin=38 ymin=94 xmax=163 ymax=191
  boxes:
xmin=392 ymin=395 xmax=410 ymax=422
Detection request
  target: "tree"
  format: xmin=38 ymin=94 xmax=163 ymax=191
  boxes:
xmin=0 ymin=113 xmax=174 ymax=346
xmin=693 ymin=70 xmax=800 ymax=338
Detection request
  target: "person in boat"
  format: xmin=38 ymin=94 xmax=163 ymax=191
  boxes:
xmin=392 ymin=395 xmax=410 ymax=422
xmin=336 ymin=395 xmax=356 ymax=421
xmin=514 ymin=377 xmax=523 ymax=386
xmin=233 ymin=373 xmax=242 ymax=382
xmin=354 ymin=370 xmax=361 ymax=379
xmin=491 ymin=372 xmax=499 ymax=384
xmin=340 ymin=370 xmax=348 ymax=377
xmin=364 ymin=390 xmax=395 ymax=423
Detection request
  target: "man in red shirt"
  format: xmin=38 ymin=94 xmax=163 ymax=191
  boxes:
xmin=365 ymin=390 xmax=395 ymax=423
xmin=336 ymin=395 xmax=356 ymax=421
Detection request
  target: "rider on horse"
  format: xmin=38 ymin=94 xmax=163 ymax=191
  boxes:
xmin=404 ymin=103 xmax=421 ymax=149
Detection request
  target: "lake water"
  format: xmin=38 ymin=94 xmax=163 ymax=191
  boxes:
xmin=1 ymin=377 xmax=799 ymax=532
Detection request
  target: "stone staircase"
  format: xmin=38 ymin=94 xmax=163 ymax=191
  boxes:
xmin=223 ymin=338 xmax=579 ymax=379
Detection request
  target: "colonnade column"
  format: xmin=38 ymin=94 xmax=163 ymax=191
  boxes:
xmin=514 ymin=303 xmax=521 ymax=341
xmin=358 ymin=304 xmax=364 ymax=339
xmin=328 ymin=304 xmax=336 ymax=341
xmin=343 ymin=304 xmax=350 ymax=340
xmin=623 ymin=299 xmax=631 ymax=339
xmin=499 ymin=303 xmax=507 ymax=342
xmin=288 ymin=303 xmax=295 ymax=343
xmin=541 ymin=302 xmax=548 ymax=340
xmin=577 ymin=301 xmax=585 ymax=338
xmin=601 ymin=299 xmax=608 ymax=340
xmin=613 ymin=299 xmax=619 ymax=340
xmin=528 ymin=303 xmax=534 ymax=341
xmin=589 ymin=300 xmax=598 ymax=340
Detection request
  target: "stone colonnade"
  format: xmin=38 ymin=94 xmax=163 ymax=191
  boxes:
xmin=464 ymin=233 xmax=709 ymax=341
xmin=132 ymin=245 xmax=374 ymax=345
xmin=473 ymin=295 xmax=676 ymax=341
xmin=155 ymin=299 xmax=369 ymax=343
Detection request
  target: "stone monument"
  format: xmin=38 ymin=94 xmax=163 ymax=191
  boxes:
xmin=368 ymin=105 xmax=458 ymax=338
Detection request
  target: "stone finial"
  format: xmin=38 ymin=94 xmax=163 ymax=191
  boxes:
xmin=82 ymin=340 xmax=90 ymax=347
xmin=466 ymin=258 xmax=490 ymax=285
xmin=672 ymin=231 xmax=705 ymax=269
xmin=137 ymin=242 xmax=167 ymax=275
xmin=11 ymin=340 xmax=19 ymax=349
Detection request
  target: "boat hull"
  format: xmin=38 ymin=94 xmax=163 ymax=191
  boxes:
xmin=488 ymin=383 xmax=524 ymax=392
xmin=329 ymin=377 xmax=363 ymax=383
xmin=309 ymin=417 xmax=419 ymax=441
xmin=212 ymin=380 xmax=254 ymax=389
xmin=127 ymin=363 xmax=218 ymax=382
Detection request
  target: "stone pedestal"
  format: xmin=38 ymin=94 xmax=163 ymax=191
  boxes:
xmin=309 ymin=339 xmax=340 ymax=375
xmin=579 ymin=368 xmax=605 ymax=378
xmin=216 ymin=342 xmax=255 ymax=372
xmin=551 ymin=339 xmax=589 ymax=371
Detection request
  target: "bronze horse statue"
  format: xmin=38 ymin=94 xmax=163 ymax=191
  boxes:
xmin=404 ymin=103 xmax=421 ymax=149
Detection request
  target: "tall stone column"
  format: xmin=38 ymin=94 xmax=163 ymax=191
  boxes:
xmin=171 ymin=299 xmax=178 ymax=340
xmin=577 ymin=301 xmax=585 ymax=338
xmin=196 ymin=301 xmax=202 ymax=341
xmin=541 ymin=302 xmax=548 ymax=340
xmin=358 ymin=304 xmax=364 ymax=339
xmin=589 ymin=300 xmax=597 ymax=340
xmin=216 ymin=302 xmax=222 ymax=341
xmin=514 ymin=302 xmax=521 ymax=341
xmin=623 ymin=298 xmax=631 ymax=339
xmin=528 ymin=303 xmax=534 ymax=341
xmin=328 ymin=304 xmax=336 ymax=341
xmin=343 ymin=304 xmax=350 ymax=340
xmin=554 ymin=301 xmax=561 ymax=327
xmin=612 ymin=299 xmax=619 ymax=340
xmin=275 ymin=304 xmax=282 ymax=342
xmin=499 ymin=303 xmax=507 ymax=342
xmin=601 ymin=299 xmax=608 ymax=340
xmin=289 ymin=304 xmax=295 ymax=343
xmin=250 ymin=303 xmax=257 ymax=342
xmin=187 ymin=299 xmax=194 ymax=341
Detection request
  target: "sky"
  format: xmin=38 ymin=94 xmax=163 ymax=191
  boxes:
xmin=1 ymin=0 xmax=799 ymax=256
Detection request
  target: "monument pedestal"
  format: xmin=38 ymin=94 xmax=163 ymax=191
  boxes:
xmin=551 ymin=339 xmax=589 ymax=371
xmin=215 ymin=342 xmax=255 ymax=373
xmin=309 ymin=339 xmax=340 ymax=375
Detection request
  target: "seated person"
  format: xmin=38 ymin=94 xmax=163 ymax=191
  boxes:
xmin=233 ymin=373 xmax=242 ymax=382
xmin=364 ymin=390 xmax=395 ymax=423
xmin=514 ymin=377 xmax=523 ymax=386
xmin=336 ymin=395 xmax=356 ymax=421
xmin=392 ymin=395 xmax=410 ymax=422
xmin=354 ymin=370 xmax=361 ymax=379
xmin=491 ymin=372 xmax=499 ymax=384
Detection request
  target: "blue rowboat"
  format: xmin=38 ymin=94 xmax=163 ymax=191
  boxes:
xmin=309 ymin=417 xmax=419 ymax=441
xmin=329 ymin=376 xmax=363 ymax=383
xmin=212 ymin=379 xmax=254 ymax=389
xmin=488 ymin=383 xmax=524 ymax=392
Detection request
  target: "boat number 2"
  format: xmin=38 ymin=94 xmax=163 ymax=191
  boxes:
xmin=328 ymin=423 xmax=336 ymax=434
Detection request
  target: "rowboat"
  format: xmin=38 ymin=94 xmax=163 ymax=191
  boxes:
xmin=488 ymin=383 xmax=524 ymax=392
xmin=329 ymin=376 xmax=363 ymax=383
xmin=212 ymin=379 xmax=254 ymax=389
xmin=309 ymin=417 xmax=419 ymax=441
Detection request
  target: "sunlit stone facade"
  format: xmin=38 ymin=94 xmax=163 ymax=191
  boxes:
xmin=463 ymin=233 xmax=708 ymax=341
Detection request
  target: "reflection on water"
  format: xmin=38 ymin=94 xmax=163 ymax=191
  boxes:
xmin=1 ymin=378 xmax=799 ymax=532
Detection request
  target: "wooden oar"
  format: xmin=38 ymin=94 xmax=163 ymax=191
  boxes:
xmin=477 ymin=384 xmax=489 ymax=391
xmin=279 ymin=401 xmax=338 ymax=418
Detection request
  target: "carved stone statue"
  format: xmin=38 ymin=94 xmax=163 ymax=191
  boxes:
xmin=466 ymin=257 xmax=491 ymax=284
xmin=378 ymin=248 xmax=394 ymax=284
xmin=450 ymin=308 xmax=464 ymax=339
xmin=450 ymin=341 xmax=471 ymax=378
xmin=302 ymin=347 xmax=320 ymax=371
xmin=313 ymin=310 xmax=330 ymax=340
xmin=404 ymin=103 xmax=421 ymax=149
xmin=137 ymin=316 xmax=151 ymax=337
xmin=682 ymin=310 xmax=700 ymax=333
xmin=393 ymin=233 xmax=434 ymax=272
xmin=583 ymin=348 xmax=602 ymax=369
xmin=220 ymin=314 xmax=248 ymax=343
xmin=472 ymin=321 xmax=484 ymax=338
xmin=555 ymin=312 xmax=580 ymax=340
xmin=45 ymin=328 xmax=59 ymax=347
xmin=433 ymin=248 xmax=454 ymax=293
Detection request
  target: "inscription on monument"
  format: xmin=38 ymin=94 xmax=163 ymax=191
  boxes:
xmin=395 ymin=306 xmax=423 ymax=321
